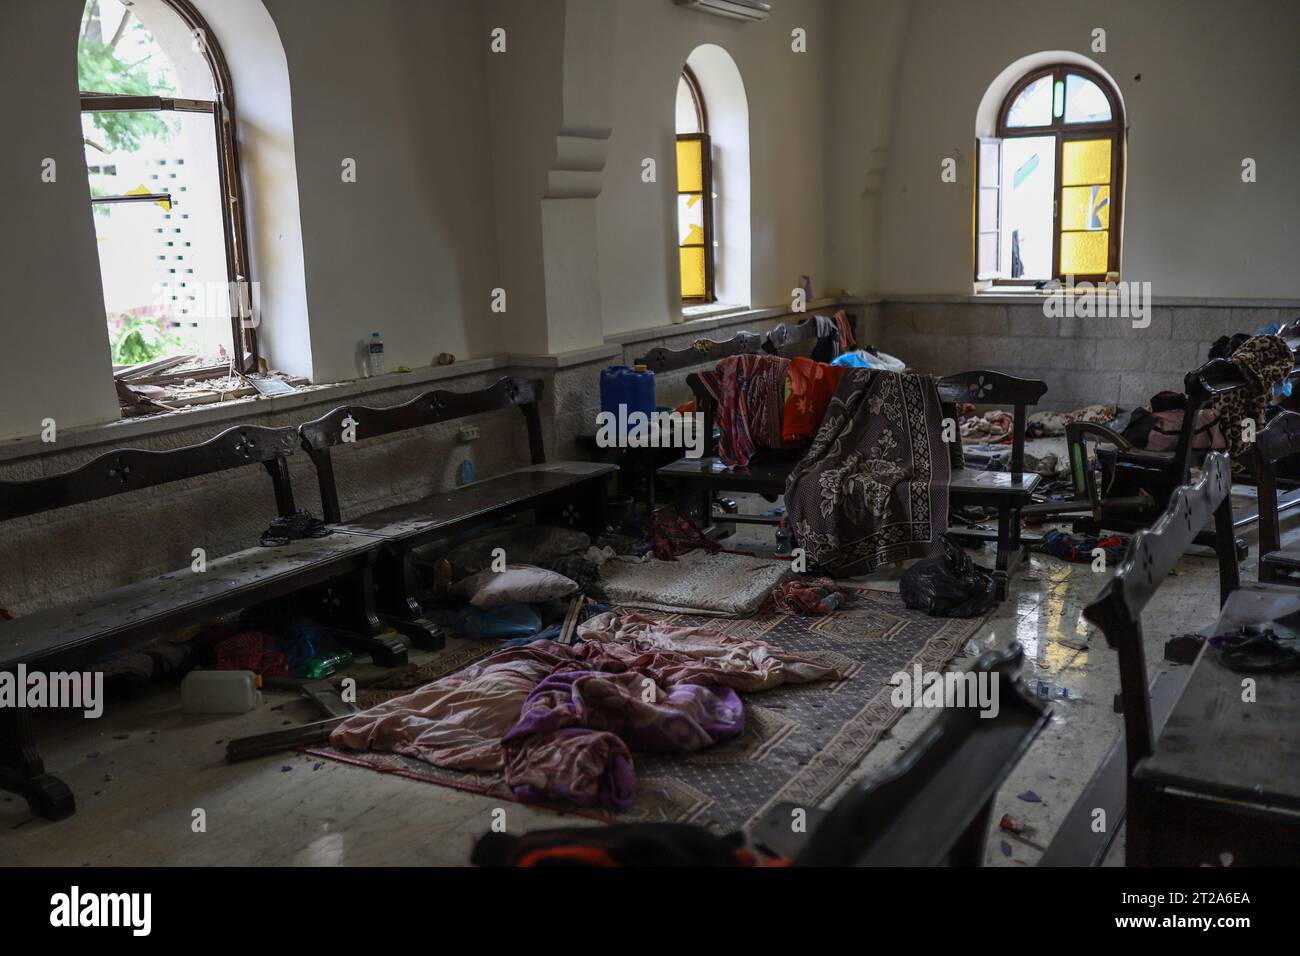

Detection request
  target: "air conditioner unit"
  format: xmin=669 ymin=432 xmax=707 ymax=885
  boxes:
xmin=674 ymin=0 xmax=772 ymax=23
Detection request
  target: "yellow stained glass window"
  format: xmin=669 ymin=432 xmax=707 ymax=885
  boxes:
xmin=1062 ymin=138 xmax=1111 ymax=186
xmin=1062 ymin=184 xmax=1110 ymax=231
xmin=676 ymin=139 xmax=703 ymax=193
xmin=680 ymin=246 xmax=706 ymax=299
xmin=1061 ymin=230 xmax=1109 ymax=274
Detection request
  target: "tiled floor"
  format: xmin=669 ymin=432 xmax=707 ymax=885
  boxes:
xmin=1 ymin=493 xmax=1275 ymax=866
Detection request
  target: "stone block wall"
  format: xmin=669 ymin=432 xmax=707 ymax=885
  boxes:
xmin=878 ymin=301 xmax=1297 ymax=412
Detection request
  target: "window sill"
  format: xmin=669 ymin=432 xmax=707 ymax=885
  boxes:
xmin=681 ymin=303 xmax=747 ymax=321
xmin=0 ymin=355 xmax=510 ymax=467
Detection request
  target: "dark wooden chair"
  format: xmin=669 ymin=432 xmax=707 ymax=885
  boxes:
xmin=1252 ymin=410 xmax=1300 ymax=584
xmin=750 ymin=643 xmax=1050 ymax=865
xmin=0 ymin=424 xmax=390 ymax=820
xmin=642 ymin=315 xmax=859 ymax=528
xmin=938 ymin=370 xmax=1049 ymax=600
xmin=299 ymin=376 xmax=616 ymax=638
xmin=1051 ymin=451 xmax=1300 ymax=865
xmin=1027 ymin=359 xmax=1251 ymax=558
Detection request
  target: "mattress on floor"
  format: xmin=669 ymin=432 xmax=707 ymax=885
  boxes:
xmin=596 ymin=549 xmax=793 ymax=617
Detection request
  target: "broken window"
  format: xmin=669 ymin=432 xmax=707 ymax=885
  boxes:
xmin=78 ymin=0 xmax=257 ymax=379
xmin=976 ymin=65 xmax=1124 ymax=285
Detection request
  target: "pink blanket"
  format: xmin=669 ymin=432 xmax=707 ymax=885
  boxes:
xmin=329 ymin=612 xmax=839 ymax=808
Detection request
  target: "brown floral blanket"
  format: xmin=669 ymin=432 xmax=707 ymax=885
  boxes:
xmin=784 ymin=368 xmax=949 ymax=574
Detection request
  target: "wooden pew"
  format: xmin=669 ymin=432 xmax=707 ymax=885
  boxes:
xmin=1045 ymin=452 xmax=1300 ymax=866
xmin=1252 ymin=410 xmax=1300 ymax=583
xmin=0 ymin=424 xmax=389 ymax=820
xmin=299 ymin=376 xmax=617 ymax=639
xmin=750 ymin=643 xmax=1051 ymax=865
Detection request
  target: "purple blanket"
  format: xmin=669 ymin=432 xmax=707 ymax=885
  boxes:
xmin=502 ymin=670 xmax=744 ymax=810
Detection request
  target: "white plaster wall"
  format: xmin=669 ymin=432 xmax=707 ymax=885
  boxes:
xmin=478 ymin=0 xmax=566 ymax=357
xmin=262 ymin=0 xmax=503 ymax=382
xmin=597 ymin=0 xmax=830 ymax=336
xmin=853 ymin=0 xmax=1300 ymax=297
xmin=191 ymin=0 xmax=313 ymax=379
xmin=0 ymin=0 xmax=121 ymax=441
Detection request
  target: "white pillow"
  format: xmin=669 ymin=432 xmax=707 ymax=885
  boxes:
xmin=453 ymin=564 xmax=578 ymax=609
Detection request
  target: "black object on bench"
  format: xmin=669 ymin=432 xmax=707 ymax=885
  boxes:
xmin=938 ymin=370 xmax=1049 ymax=600
xmin=298 ymin=376 xmax=616 ymax=638
xmin=0 ymin=424 xmax=389 ymax=820
xmin=750 ymin=643 xmax=1050 ymax=865
xmin=1044 ymin=451 xmax=1299 ymax=866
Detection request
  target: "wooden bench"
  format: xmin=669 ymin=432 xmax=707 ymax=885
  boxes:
xmin=0 ymin=424 xmax=390 ymax=820
xmin=938 ymin=370 xmax=1048 ymax=600
xmin=299 ymin=376 xmax=616 ymax=640
xmin=1252 ymin=410 xmax=1300 ymax=584
xmin=1046 ymin=451 xmax=1300 ymax=865
xmin=660 ymin=366 xmax=1046 ymax=600
xmin=750 ymin=643 xmax=1051 ymax=865
xmin=580 ymin=314 xmax=857 ymax=508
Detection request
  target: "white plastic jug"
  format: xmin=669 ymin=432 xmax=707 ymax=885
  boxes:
xmin=181 ymin=670 xmax=262 ymax=714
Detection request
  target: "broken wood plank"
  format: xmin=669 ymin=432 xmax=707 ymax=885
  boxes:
xmin=225 ymin=717 xmax=348 ymax=763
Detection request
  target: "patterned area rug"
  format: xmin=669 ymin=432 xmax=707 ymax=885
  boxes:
xmin=310 ymin=587 xmax=988 ymax=832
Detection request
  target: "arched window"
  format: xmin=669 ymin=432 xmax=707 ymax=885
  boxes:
xmin=78 ymin=0 xmax=256 ymax=372
xmin=976 ymin=64 xmax=1124 ymax=285
xmin=675 ymin=66 xmax=715 ymax=303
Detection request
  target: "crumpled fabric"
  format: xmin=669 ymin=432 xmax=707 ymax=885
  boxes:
xmin=575 ymin=611 xmax=839 ymax=692
xmin=772 ymin=577 xmax=840 ymax=614
xmin=700 ymin=354 xmax=800 ymax=466
xmin=329 ymin=611 xmax=839 ymax=808
xmin=783 ymin=357 xmax=846 ymax=444
xmin=960 ymin=409 xmax=1015 ymax=443
xmin=502 ymin=671 xmax=743 ymax=810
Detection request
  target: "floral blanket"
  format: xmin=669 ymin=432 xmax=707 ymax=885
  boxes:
xmin=784 ymin=369 xmax=950 ymax=575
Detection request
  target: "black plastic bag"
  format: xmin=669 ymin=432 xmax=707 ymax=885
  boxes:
xmin=900 ymin=534 xmax=996 ymax=617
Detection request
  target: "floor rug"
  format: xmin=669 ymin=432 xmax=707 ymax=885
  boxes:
xmin=309 ymin=587 xmax=988 ymax=832
xmin=596 ymin=550 xmax=794 ymax=616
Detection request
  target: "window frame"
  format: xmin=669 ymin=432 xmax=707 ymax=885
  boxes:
xmin=978 ymin=63 xmax=1125 ymax=286
xmin=677 ymin=65 xmax=716 ymax=305
xmin=79 ymin=0 xmax=258 ymax=373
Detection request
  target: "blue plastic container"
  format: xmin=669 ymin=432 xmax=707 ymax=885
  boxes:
xmin=454 ymin=603 xmax=543 ymax=641
xmin=600 ymin=365 xmax=656 ymax=420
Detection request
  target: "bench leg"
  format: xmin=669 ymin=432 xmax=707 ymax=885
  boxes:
xmin=0 ymin=709 xmax=76 ymax=821
xmin=373 ymin=549 xmax=445 ymax=651
xmin=992 ymin=508 xmax=1012 ymax=601
xmin=950 ymin=796 xmax=994 ymax=866
xmin=323 ymin=558 xmax=410 ymax=668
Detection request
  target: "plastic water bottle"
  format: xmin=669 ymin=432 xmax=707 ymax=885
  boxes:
xmin=367 ymin=331 xmax=385 ymax=377
xmin=775 ymin=519 xmax=793 ymax=556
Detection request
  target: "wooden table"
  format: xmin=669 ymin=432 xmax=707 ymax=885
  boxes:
xmin=1129 ymin=583 xmax=1300 ymax=865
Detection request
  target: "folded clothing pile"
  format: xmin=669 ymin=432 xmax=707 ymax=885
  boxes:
xmin=771 ymin=577 xmax=844 ymax=615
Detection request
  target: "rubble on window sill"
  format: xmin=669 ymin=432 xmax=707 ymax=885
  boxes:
xmin=116 ymin=369 xmax=307 ymax=420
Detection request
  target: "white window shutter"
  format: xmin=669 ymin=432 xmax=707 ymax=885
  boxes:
xmin=976 ymin=137 xmax=1002 ymax=280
